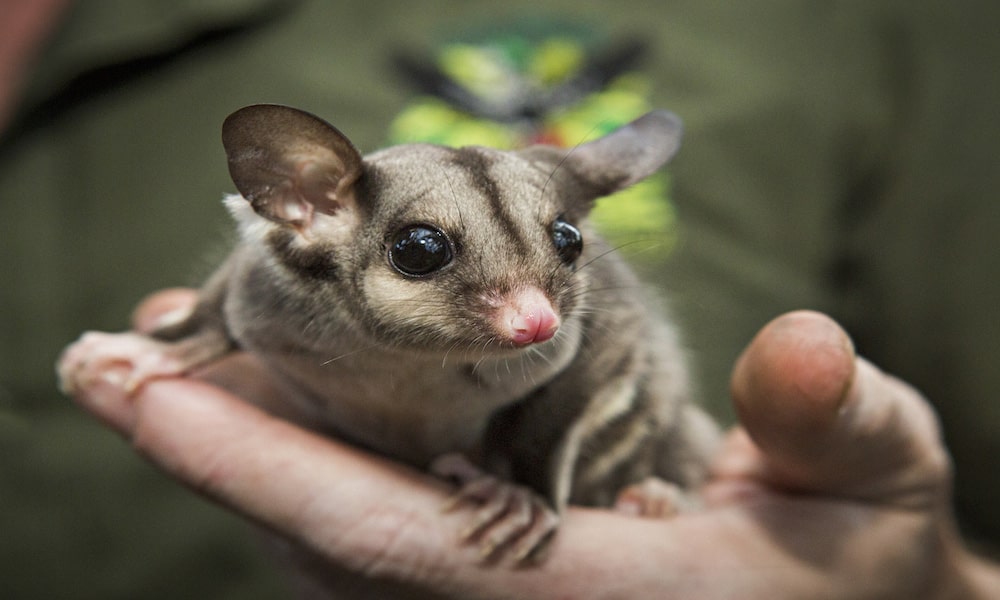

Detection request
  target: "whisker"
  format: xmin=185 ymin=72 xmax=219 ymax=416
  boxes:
xmin=321 ymin=343 xmax=380 ymax=365
xmin=576 ymin=239 xmax=657 ymax=272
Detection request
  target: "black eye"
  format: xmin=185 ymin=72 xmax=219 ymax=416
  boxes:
xmin=388 ymin=224 xmax=454 ymax=277
xmin=551 ymin=217 xmax=583 ymax=265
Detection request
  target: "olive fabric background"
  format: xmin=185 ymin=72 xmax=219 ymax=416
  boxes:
xmin=1 ymin=1 xmax=997 ymax=597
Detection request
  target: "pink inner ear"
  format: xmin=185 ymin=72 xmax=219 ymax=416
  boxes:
xmin=224 ymin=104 xmax=365 ymax=225
xmin=295 ymin=158 xmax=345 ymax=215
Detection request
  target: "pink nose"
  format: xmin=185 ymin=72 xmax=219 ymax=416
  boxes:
xmin=501 ymin=288 xmax=560 ymax=346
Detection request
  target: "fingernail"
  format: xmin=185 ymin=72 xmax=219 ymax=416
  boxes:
xmin=153 ymin=306 xmax=192 ymax=330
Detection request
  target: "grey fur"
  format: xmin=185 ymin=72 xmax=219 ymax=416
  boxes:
xmin=159 ymin=103 xmax=717 ymax=533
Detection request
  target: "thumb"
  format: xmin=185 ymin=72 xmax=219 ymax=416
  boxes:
xmin=130 ymin=287 xmax=199 ymax=333
xmin=730 ymin=311 xmax=950 ymax=509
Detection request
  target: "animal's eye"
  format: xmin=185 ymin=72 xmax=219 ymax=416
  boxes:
xmin=388 ymin=224 xmax=454 ymax=277
xmin=551 ymin=217 xmax=583 ymax=265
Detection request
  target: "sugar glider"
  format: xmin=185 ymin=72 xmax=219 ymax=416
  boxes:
xmin=59 ymin=104 xmax=719 ymax=562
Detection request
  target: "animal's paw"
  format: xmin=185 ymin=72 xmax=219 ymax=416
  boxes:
xmin=613 ymin=477 xmax=698 ymax=518
xmin=57 ymin=331 xmax=194 ymax=396
xmin=430 ymin=453 xmax=559 ymax=565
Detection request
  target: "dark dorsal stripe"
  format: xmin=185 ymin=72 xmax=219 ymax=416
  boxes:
xmin=448 ymin=148 xmax=532 ymax=257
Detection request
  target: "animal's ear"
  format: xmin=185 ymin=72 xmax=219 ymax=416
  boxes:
xmin=222 ymin=104 xmax=363 ymax=230
xmin=564 ymin=110 xmax=683 ymax=196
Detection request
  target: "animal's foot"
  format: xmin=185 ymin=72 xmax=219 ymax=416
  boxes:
xmin=431 ymin=453 xmax=559 ymax=565
xmin=613 ymin=477 xmax=698 ymax=518
xmin=57 ymin=331 xmax=196 ymax=396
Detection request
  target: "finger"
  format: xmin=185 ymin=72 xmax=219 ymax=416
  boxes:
xmin=62 ymin=357 xmax=142 ymax=434
xmin=130 ymin=287 xmax=198 ymax=333
xmin=67 ymin=361 xmax=825 ymax=598
xmin=109 ymin=377 xmax=796 ymax=598
xmin=730 ymin=310 xmax=950 ymax=508
xmin=72 ymin=369 xmax=472 ymax=575
xmin=77 ymin=375 xmax=692 ymax=598
xmin=702 ymin=427 xmax=772 ymax=507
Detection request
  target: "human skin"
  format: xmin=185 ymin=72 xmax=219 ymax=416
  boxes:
xmin=0 ymin=0 xmax=72 ymax=132
xmin=58 ymin=290 xmax=1000 ymax=599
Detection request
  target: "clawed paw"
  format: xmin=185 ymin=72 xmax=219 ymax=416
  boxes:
xmin=613 ymin=477 xmax=697 ymax=518
xmin=57 ymin=331 xmax=192 ymax=396
xmin=431 ymin=453 xmax=559 ymax=565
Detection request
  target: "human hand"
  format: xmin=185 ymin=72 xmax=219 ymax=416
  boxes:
xmin=58 ymin=293 xmax=999 ymax=599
